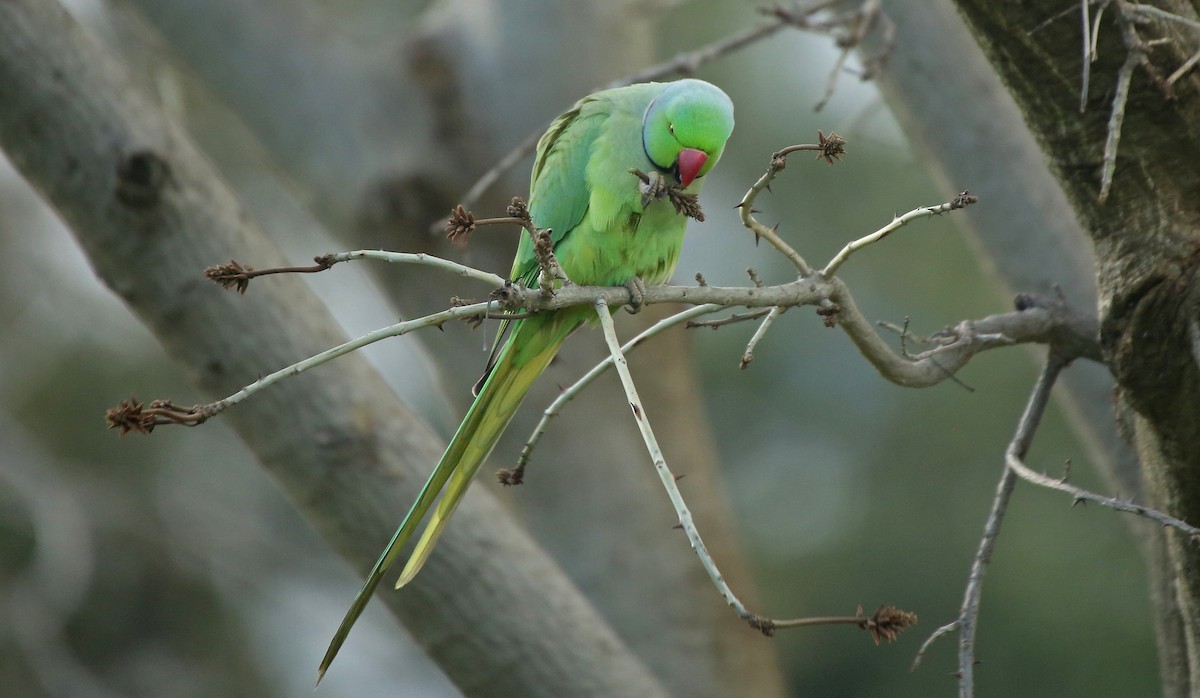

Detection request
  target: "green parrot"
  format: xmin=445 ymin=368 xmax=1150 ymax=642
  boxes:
xmin=318 ymin=78 xmax=734 ymax=681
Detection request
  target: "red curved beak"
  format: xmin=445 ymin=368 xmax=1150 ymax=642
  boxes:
xmin=676 ymin=148 xmax=708 ymax=188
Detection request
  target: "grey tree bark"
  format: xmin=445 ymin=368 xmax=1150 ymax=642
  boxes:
xmin=873 ymin=1 xmax=1200 ymax=694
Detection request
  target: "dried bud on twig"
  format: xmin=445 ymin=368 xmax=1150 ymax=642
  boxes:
xmin=951 ymin=190 xmax=979 ymax=209
xmin=105 ymin=397 xmax=211 ymax=434
xmin=204 ymin=260 xmax=252 ymax=294
xmin=496 ymin=465 xmax=526 ymax=486
xmin=815 ymin=130 xmax=847 ymax=165
xmin=860 ymin=604 xmax=918 ymax=645
xmin=506 ymin=197 xmax=531 ymax=224
xmin=105 ymin=397 xmax=159 ymax=435
xmin=445 ymin=204 xmax=476 ymax=243
xmin=668 ymin=189 xmax=705 ymax=221
xmin=629 ymin=168 xmax=705 ymax=220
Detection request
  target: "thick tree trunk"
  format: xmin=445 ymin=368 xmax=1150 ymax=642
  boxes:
xmin=947 ymin=1 xmax=1200 ymax=694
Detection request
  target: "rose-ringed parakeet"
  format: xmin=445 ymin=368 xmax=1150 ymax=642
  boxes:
xmin=319 ymin=78 xmax=734 ymax=680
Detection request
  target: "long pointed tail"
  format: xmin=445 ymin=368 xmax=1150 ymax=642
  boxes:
xmin=317 ymin=331 xmax=562 ymax=683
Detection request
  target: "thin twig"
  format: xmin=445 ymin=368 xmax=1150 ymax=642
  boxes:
xmin=1029 ymin=3 xmax=1080 ymax=36
xmin=913 ymin=357 xmax=1065 ymax=693
xmin=1099 ymin=45 xmax=1138 ymax=202
xmin=736 ymin=134 xmax=848 ymax=275
xmin=616 ymin=9 xmax=794 ymax=86
xmin=1080 ymin=0 xmax=1092 ymax=112
xmin=1125 ymin=2 xmax=1200 ymax=31
xmin=815 ymin=43 xmax=852 ymax=113
xmin=813 ymin=0 xmax=885 ymax=111
xmin=113 ymin=300 xmax=499 ymax=426
xmin=911 ymin=621 xmax=958 ymax=671
xmin=591 ymin=298 xmax=758 ymax=625
xmin=504 ymin=303 xmax=722 ymax=485
xmin=773 ymin=604 xmax=917 ymax=644
xmin=960 ymin=358 xmax=1064 ymax=693
xmin=1007 ymin=446 xmax=1200 ymax=536
xmin=1167 ymin=46 xmax=1200 ymax=86
xmin=204 ymin=255 xmax=335 ymax=293
xmin=741 ymin=306 xmax=785 ymax=368
xmin=455 ymin=130 xmax=543 ymax=219
xmin=686 ymin=308 xmax=773 ymax=329
xmin=591 ymin=299 xmax=919 ymax=643
xmin=336 ymin=250 xmax=506 ymax=286
xmin=205 ymin=250 xmax=506 ymax=294
xmin=821 ymin=192 xmax=978 ymax=278
xmin=1091 ymin=0 xmax=1111 ymax=59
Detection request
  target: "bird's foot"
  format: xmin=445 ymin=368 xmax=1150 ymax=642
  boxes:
xmin=630 ymin=168 xmax=670 ymax=208
xmin=623 ymin=276 xmax=647 ymax=314
xmin=629 ymin=168 xmax=704 ymax=221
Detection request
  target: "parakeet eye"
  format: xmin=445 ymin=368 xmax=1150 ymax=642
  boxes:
xmin=668 ymin=123 xmax=675 ymax=136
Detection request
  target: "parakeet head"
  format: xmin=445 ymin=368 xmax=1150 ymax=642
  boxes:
xmin=642 ymin=79 xmax=735 ymax=188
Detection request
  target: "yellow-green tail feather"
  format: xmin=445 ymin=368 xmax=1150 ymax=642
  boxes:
xmin=317 ymin=328 xmax=563 ymax=683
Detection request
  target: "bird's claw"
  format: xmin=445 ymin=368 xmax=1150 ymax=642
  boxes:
xmin=624 ymin=276 xmax=647 ymax=314
xmin=636 ymin=170 xmax=670 ymax=208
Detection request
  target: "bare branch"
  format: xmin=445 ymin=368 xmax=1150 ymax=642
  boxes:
xmin=772 ymin=604 xmax=917 ymax=645
xmin=1099 ymin=33 xmax=1139 ymax=202
xmin=1007 ymin=447 xmax=1200 ymax=536
xmin=505 ymin=303 xmax=723 ymax=485
xmin=821 ymin=191 xmax=977 ymax=278
xmin=914 ymin=357 xmax=1064 ymax=690
xmin=591 ymin=299 xmax=756 ymax=624
xmin=735 ymin=132 xmax=847 ymax=275
xmin=740 ymin=306 xmax=785 ymax=368
xmin=1080 ymin=0 xmax=1093 ymax=112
